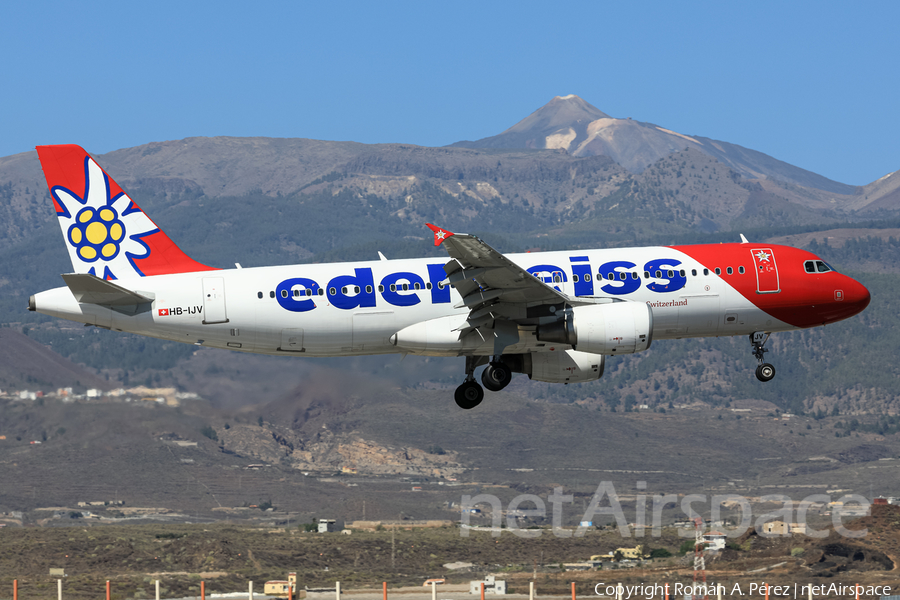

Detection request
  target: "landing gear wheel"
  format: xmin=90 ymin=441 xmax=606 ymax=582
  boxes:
xmin=750 ymin=332 xmax=776 ymax=383
xmin=455 ymin=381 xmax=484 ymax=409
xmin=756 ymin=363 xmax=776 ymax=382
xmin=481 ymin=362 xmax=512 ymax=392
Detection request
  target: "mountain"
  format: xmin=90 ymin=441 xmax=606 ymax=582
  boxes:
xmin=0 ymin=328 xmax=109 ymax=392
xmin=451 ymin=95 xmax=856 ymax=194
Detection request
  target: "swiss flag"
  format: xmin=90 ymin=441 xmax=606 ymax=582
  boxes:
xmin=158 ymin=308 xmax=170 ymax=316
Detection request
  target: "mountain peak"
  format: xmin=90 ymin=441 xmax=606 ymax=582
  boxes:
xmin=502 ymin=95 xmax=611 ymax=135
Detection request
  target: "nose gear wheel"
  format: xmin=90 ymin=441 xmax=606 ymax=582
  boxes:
xmin=750 ymin=332 xmax=776 ymax=382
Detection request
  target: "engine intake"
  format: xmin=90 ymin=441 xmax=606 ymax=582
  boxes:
xmin=537 ymin=302 xmax=653 ymax=354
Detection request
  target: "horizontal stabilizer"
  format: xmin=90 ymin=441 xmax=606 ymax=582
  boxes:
xmin=61 ymin=273 xmax=153 ymax=306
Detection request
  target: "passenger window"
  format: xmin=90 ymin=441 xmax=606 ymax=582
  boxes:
xmin=402 ymin=283 xmax=409 ymax=291
xmin=585 ymin=274 xmax=592 ymax=282
xmin=631 ymin=272 xmax=638 ymax=280
xmin=269 ymin=291 xmax=275 ymax=298
xmin=257 ymin=291 xmax=263 ymax=299
xmin=307 ymin=289 xmax=312 ymax=296
xmin=437 ymin=282 xmax=444 ymax=289
xmin=680 ymin=269 xmax=685 ymax=277
xmin=608 ymin=273 xmax=615 ymax=281
xmin=426 ymin=283 xmax=432 ymax=290
xmin=355 ymin=286 xmax=361 ymax=293
xmin=644 ymin=271 xmax=650 ymax=279
xmin=293 ymin=290 xmax=300 ymax=297
xmin=390 ymin=284 xmax=396 ymax=292
xmin=727 ymin=267 xmax=733 ymax=275
xmin=691 ymin=269 xmax=697 ymax=276
xmin=667 ymin=270 xmax=674 ymax=278
xmin=318 ymin=289 xmax=324 ymax=296
xmin=281 ymin=290 xmax=288 ymax=298
xmin=553 ymin=275 xmax=561 ymax=283
xmin=805 ymin=261 xmax=816 ymax=273
xmin=620 ymin=272 xmax=626 ymax=280
xmin=366 ymin=285 xmax=372 ymax=293
xmin=715 ymin=268 xmax=721 ymax=275
xmin=703 ymin=268 xmax=709 ymax=276
xmin=573 ymin=275 xmax=579 ymax=283
xmin=655 ymin=270 xmax=662 ymax=278
xmin=329 ymin=287 xmax=336 ymax=295
xmin=378 ymin=285 xmax=384 ymax=292
xmin=341 ymin=286 xmax=347 ymax=294
xmin=739 ymin=266 xmax=745 ymax=274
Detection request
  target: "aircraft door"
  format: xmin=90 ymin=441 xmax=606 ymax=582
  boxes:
xmin=751 ymin=248 xmax=780 ymax=294
xmin=202 ymin=277 xmax=229 ymax=324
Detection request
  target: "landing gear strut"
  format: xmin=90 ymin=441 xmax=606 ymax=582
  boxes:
xmin=750 ymin=332 xmax=776 ymax=382
xmin=455 ymin=356 xmax=485 ymax=409
xmin=481 ymin=357 xmax=512 ymax=392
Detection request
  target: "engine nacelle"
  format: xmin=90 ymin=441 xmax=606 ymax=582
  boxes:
xmin=537 ymin=302 xmax=653 ymax=355
xmin=512 ymin=349 xmax=605 ymax=384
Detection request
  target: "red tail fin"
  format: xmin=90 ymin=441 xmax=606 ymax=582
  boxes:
xmin=36 ymin=144 xmax=216 ymax=279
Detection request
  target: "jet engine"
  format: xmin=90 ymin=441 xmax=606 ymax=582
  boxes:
xmin=536 ymin=302 xmax=653 ymax=354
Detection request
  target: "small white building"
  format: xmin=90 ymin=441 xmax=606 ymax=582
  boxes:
xmin=318 ymin=519 xmax=338 ymax=533
xmin=469 ymin=575 xmax=506 ymax=595
xmin=703 ymin=531 xmax=726 ymax=551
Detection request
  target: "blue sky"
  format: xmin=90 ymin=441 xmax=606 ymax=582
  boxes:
xmin=2 ymin=1 xmax=897 ymax=185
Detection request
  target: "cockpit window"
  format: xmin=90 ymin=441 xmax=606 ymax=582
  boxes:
xmin=805 ymin=259 xmax=837 ymax=273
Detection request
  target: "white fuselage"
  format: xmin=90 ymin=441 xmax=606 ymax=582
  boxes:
xmin=33 ymin=246 xmax=788 ymax=358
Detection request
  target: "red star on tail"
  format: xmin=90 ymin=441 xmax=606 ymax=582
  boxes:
xmin=426 ymin=223 xmax=454 ymax=246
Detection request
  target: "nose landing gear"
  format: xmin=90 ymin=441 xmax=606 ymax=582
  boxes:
xmin=751 ymin=332 xmax=776 ymax=382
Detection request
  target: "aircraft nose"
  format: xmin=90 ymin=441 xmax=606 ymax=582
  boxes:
xmin=843 ymin=276 xmax=871 ymax=316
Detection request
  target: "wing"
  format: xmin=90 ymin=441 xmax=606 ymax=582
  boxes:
xmin=427 ymin=224 xmax=581 ymax=351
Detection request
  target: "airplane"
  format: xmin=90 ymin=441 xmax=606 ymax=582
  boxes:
xmin=29 ymin=145 xmax=871 ymax=409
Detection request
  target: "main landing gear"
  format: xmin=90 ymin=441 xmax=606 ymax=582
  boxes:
xmin=454 ymin=356 xmax=513 ymax=409
xmin=750 ymin=331 xmax=776 ymax=382
xmin=482 ymin=360 xmax=512 ymax=392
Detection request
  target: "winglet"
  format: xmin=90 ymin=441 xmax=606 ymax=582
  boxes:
xmin=426 ymin=223 xmax=454 ymax=246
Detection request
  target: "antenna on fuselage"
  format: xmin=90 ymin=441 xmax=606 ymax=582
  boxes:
xmin=739 ymin=234 xmax=749 ymax=244
xmin=378 ymin=251 xmax=388 ymax=261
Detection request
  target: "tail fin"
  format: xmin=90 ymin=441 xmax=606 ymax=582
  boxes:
xmin=36 ymin=144 xmax=216 ymax=279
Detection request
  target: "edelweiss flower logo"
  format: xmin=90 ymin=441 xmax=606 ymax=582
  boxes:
xmin=755 ymin=250 xmax=771 ymax=262
xmin=53 ymin=157 xmax=157 ymax=280
xmin=68 ymin=206 xmax=126 ymax=262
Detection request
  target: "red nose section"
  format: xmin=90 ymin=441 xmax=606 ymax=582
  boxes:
xmin=818 ymin=275 xmax=871 ymax=325
xmin=843 ymin=276 xmax=871 ymax=317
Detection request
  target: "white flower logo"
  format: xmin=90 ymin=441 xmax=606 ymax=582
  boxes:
xmin=52 ymin=157 xmax=157 ymax=280
xmin=755 ymin=250 xmax=771 ymax=263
